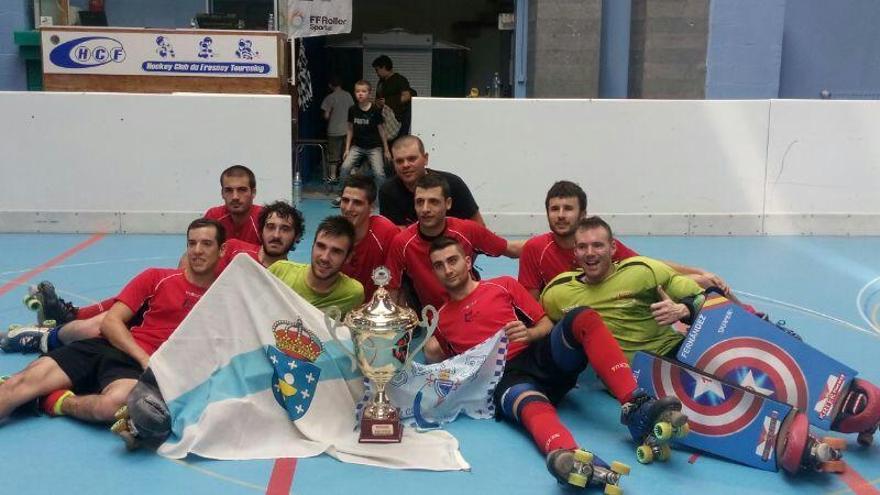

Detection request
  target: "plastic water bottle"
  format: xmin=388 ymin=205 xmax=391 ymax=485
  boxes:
xmin=267 ymin=13 xmax=275 ymax=31
xmin=492 ymin=72 xmax=502 ymax=98
xmin=292 ymin=171 xmax=302 ymax=207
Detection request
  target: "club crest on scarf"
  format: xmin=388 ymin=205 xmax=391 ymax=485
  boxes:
xmin=268 ymin=319 xmax=323 ymax=421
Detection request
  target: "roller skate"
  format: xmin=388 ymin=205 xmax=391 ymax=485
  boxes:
xmin=779 ymin=413 xmax=846 ymax=473
xmin=1 ymin=324 xmax=52 ymax=353
xmin=832 ymin=378 xmax=880 ymax=446
xmin=620 ymin=389 xmax=689 ymax=464
xmin=23 ymin=281 xmax=77 ymax=326
xmin=546 ymin=448 xmax=630 ymax=494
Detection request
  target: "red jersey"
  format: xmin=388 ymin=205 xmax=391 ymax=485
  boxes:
xmin=436 ymin=276 xmax=545 ymax=360
xmin=386 ymin=217 xmax=508 ymax=309
xmin=217 ymin=238 xmax=261 ymax=273
xmin=343 ymin=215 xmax=400 ymax=300
xmin=204 ymin=204 xmax=263 ymax=245
xmin=115 ymin=268 xmax=208 ymax=355
xmin=518 ymin=232 xmax=638 ymax=293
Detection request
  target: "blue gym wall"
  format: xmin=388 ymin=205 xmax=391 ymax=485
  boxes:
xmin=779 ymin=0 xmax=880 ymax=99
xmin=0 ymin=0 xmax=29 ymax=91
xmin=704 ymin=0 xmax=785 ymax=99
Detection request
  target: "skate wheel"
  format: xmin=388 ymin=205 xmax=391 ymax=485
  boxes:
xmin=654 ymin=422 xmax=674 ymax=441
xmin=857 ymin=432 xmax=874 ymax=447
xmin=657 ymin=444 xmax=672 ymax=462
xmin=110 ymin=418 xmax=129 ymax=434
xmin=818 ymin=460 xmax=847 ymax=473
xmin=573 ymin=449 xmax=594 ymax=464
xmin=822 ymin=436 xmax=847 ymax=450
xmin=114 ymin=405 xmax=129 ymax=421
xmin=636 ymin=445 xmax=654 ymax=464
xmin=610 ymin=461 xmax=631 ymax=476
xmin=567 ymin=472 xmax=588 ymax=488
xmin=604 ymin=484 xmax=623 ymax=495
xmin=24 ymin=298 xmax=41 ymax=311
xmin=675 ymin=422 xmax=690 ymax=438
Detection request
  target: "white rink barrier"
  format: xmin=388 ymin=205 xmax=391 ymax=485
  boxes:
xmin=413 ymin=98 xmax=880 ymax=236
xmin=0 ymin=91 xmax=291 ymax=233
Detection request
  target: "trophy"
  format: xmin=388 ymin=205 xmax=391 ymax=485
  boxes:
xmin=326 ymin=266 xmax=438 ymax=443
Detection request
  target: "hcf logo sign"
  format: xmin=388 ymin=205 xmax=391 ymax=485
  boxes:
xmin=49 ymin=36 xmax=126 ymax=69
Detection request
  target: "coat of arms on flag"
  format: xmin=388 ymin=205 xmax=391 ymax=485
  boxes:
xmin=269 ymin=319 xmax=323 ymax=421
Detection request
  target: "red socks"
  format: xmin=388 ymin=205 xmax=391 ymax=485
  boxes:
xmin=40 ymin=389 xmax=74 ymax=416
xmin=519 ymin=401 xmax=578 ymax=455
xmin=571 ymin=309 xmax=638 ymax=403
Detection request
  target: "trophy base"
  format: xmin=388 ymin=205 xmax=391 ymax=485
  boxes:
xmin=359 ymin=413 xmax=403 ymax=443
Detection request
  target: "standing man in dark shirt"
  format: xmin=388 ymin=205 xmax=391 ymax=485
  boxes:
xmin=372 ymin=55 xmax=415 ymax=137
xmin=379 ymin=135 xmax=484 ymax=226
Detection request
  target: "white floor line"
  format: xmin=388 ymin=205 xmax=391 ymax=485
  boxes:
xmin=856 ymin=276 xmax=880 ymax=333
xmin=0 ymin=256 xmax=177 ymax=277
xmin=733 ymin=290 xmax=880 ymax=338
xmin=167 ymin=458 xmax=267 ymax=493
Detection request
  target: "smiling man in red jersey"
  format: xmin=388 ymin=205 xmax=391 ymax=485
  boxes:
xmin=385 ymin=173 xmax=521 ymax=310
xmin=0 ymin=219 xmax=224 ymax=424
xmin=338 ymin=175 xmax=400 ymax=299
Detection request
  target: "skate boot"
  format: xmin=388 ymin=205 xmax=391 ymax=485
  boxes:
xmin=546 ymin=448 xmax=630 ymax=494
xmin=24 ymin=281 xmax=77 ymax=326
xmin=1 ymin=324 xmax=51 ymax=354
xmin=832 ymin=378 xmax=880 ymax=446
xmin=620 ymin=389 xmax=689 ymax=464
xmin=780 ymin=412 xmax=846 ymax=473
xmin=110 ymin=370 xmax=172 ymax=451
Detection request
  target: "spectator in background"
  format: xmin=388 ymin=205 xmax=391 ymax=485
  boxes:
xmin=320 ymin=76 xmax=354 ymax=183
xmin=372 ymin=55 xmax=415 ymax=137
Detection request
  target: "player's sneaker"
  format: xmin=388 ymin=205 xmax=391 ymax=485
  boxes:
xmin=1 ymin=325 xmax=49 ymax=354
xmin=34 ymin=281 xmax=78 ymax=326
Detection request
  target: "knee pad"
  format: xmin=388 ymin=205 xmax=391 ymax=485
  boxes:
xmin=499 ymin=382 xmax=549 ymax=422
xmin=127 ymin=378 xmax=171 ymax=441
xmin=549 ymin=307 xmax=596 ymax=371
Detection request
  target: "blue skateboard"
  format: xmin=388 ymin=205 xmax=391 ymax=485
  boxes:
xmin=632 ymin=352 xmax=845 ymax=473
xmin=677 ymin=296 xmax=880 ymax=446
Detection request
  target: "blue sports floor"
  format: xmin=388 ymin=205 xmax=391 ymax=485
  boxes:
xmin=1 ymin=199 xmax=879 ymax=495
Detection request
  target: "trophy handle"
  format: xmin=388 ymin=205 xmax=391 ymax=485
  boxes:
xmin=323 ymin=306 xmax=357 ymax=363
xmin=404 ymin=304 xmax=439 ymax=368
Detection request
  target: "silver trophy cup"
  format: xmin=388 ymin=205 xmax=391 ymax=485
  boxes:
xmin=325 ymin=267 xmax=437 ymax=442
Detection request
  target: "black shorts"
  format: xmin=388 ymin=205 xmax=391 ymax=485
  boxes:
xmin=47 ymin=338 xmax=143 ymax=394
xmin=493 ymin=332 xmax=587 ymax=410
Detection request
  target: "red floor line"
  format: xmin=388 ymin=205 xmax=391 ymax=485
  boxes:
xmin=840 ymin=465 xmax=880 ymax=495
xmin=688 ymin=453 xmax=701 ymax=464
xmin=265 ymin=458 xmax=297 ymax=495
xmin=0 ymin=233 xmax=106 ymax=297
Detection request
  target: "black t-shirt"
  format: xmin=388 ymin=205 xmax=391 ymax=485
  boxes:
xmin=377 ymin=72 xmax=412 ymax=119
xmin=378 ymin=169 xmax=480 ymax=226
xmin=348 ymin=103 xmax=384 ymax=149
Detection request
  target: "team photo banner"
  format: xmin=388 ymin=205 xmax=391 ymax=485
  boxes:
xmin=41 ymin=28 xmax=280 ymax=78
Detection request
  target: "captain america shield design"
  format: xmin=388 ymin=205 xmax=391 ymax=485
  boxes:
xmin=694 ymin=337 xmax=808 ymax=411
xmin=652 ymin=358 xmax=764 ymax=436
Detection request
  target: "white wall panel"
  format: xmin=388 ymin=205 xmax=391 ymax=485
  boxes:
xmin=0 ymin=91 xmax=291 ymax=233
xmin=413 ymin=97 xmax=880 ymax=235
